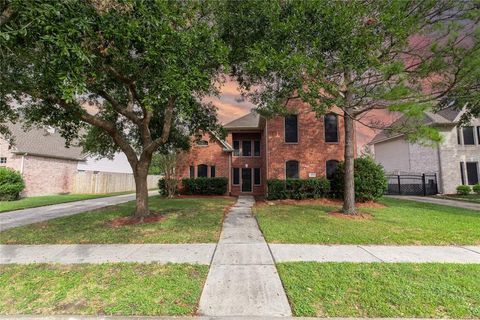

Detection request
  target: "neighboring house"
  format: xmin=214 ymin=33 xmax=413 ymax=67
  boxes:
xmin=370 ymin=107 xmax=480 ymax=194
xmin=0 ymin=122 xmax=138 ymax=196
xmin=176 ymin=100 xmax=347 ymax=196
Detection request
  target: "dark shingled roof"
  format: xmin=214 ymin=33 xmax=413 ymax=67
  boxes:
xmin=224 ymin=111 xmax=264 ymax=130
xmin=2 ymin=122 xmax=85 ymax=161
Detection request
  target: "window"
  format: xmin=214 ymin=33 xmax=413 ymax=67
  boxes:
xmin=232 ymin=168 xmax=240 ymax=185
xmin=242 ymin=140 xmax=252 ymax=156
xmin=233 ymin=140 xmax=240 ymax=156
xmin=325 ymin=113 xmax=339 ymax=143
xmin=210 ymin=166 xmax=216 ymax=178
xmin=0 ymin=157 xmax=6 ymax=164
xmin=189 ymin=166 xmax=195 ymax=178
xmin=254 ymin=140 xmax=261 ymax=156
xmin=460 ymin=162 xmax=466 ymax=184
xmin=254 ymin=168 xmax=261 ymax=185
xmin=285 ymin=115 xmax=298 ymax=143
xmin=197 ymin=164 xmax=208 ymax=177
xmin=196 ymin=140 xmax=208 ymax=146
xmin=286 ymin=160 xmax=299 ymax=179
xmin=326 ymin=160 xmax=339 ymax=180
xmin=463 ymin=127 xmax=475 ymax=145
xmin=466 ymin=162 xmax=479 ymax=185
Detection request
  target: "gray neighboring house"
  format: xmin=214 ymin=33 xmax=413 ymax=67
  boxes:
xmin=370 ymin=107 xmax=480 ymax=194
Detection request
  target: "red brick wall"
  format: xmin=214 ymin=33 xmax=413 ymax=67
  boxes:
xmin=176 ymin=133 xmax=230 ymax=193
xmin=266 ymin=99 xmax=346 ymax=180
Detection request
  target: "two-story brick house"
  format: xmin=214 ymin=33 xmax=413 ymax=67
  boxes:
xmin=176 ymin=100 xmax=347 ymax=196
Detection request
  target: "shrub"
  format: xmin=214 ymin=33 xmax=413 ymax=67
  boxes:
xmin=181 ymin=177 xmax=228 ymax=195
xmin=331 ymin=157 xmax=387 ymax=202
xmin=0 ymin=167 xmax=25 ymax=201
xmin=158 ymin=178 xmax=178 ymax=197
xmin=456 ymin=185 xmax=472 ymax=195
xmin=473 ymin=183 xmax=480 ymax=195
xmin=267 ymin=178 xmax=330 ymax=200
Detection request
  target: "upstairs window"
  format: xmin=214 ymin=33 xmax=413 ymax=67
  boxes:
xmin=286 ymin=160 xmax=299 ymax=179
xmin=196 ymin=140 xmax=208 ymax=146
xmin=463 ymin=127 xmax=475 ymax=145
xmin=325 ymin=113 xmax=339 ymax=143
xmin=254 ymin=140 xmax=261 ymax=156
xmin=233 ymin=140 xmax=240 ymax=156
xmin=466 ymin=162 xmax=479 ymax=185
xmin=285 ymin=115 xmax=298 ymax=143
xmin=326 ymin=160 xmax=339 ymax=180
xmin=197 ymin=164 xmax=208 ymax=177
xmin=242 ymin=140 xmax=252 ymax=156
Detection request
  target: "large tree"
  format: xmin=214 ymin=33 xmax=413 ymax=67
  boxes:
xmin=1 ymin=0 xmax=228 ymax=217
xmin=219 ymin=0 xmax=479 ymax=214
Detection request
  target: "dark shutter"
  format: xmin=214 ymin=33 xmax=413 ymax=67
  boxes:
xmin=210 ymin=166 xmax=216 ymax=178
xmin=242 ymin=140 xmax=252 ymax=156
xmin=254 ymin=168 xmax=261 ymax=185
xmin=466 ymin=162 xmax=479 ymax=185
xmin=477 ymin=126 xmax=480 ymax=143
xmin=457 ymin=127 xmax=462 ymax=145
xmin=285 ymin=115 xmax=298 ymax=143
xmin=233 ymin=168 xmax=240 ymax=185
xmin=326 ymin=160 xmax=339 ymax=180
xmin=197 ymin=164 xmax=208 ymax=177
xmin=254 ymin=140 xmax=261 ymax=156
xmin=233 ymin=140 xmax=240 ymax=156
xmin=325 ymin=113 xmax=338 ymax=142
xmin=286 ymin=160 xmax=299 ymax=179
xmin=189 ymin=166 xmax=195 ymax=178
xmin=463 ymin=127 xmax=475 ymax=145
xmin=460 ymin=162 xmax=465 ymax=185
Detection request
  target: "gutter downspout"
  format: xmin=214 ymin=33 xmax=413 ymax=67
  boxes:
xmin=20 ymin=153 xmax=27 ymax=175
xmin=436 ymin=143 xmax=444 ymax=194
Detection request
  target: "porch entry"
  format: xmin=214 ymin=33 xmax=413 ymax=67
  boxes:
xmin=241 ymin=168 xmax=253 ymax=192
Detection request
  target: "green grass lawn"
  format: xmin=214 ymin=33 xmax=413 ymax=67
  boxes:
xmin=0 ymin=192 xmax=135 ymax=213
xmin=254 ymin=198 xmax=480 ymax=245
xmin=0 ymin=196 xmax=234 ymax=244
xmin=278 ymin=262 xmax=480 ymax=318
xmin=0 ymin=263 xmax=207 ymax=316
xmin=437 ymin=194 xmax=480 ymax=204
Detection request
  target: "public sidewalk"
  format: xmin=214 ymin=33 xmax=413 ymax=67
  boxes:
xmin=0 ymin=190 xmax=158 ymax=231
xmin=198 ymin=196 xmax=292 ymax=317
xmin=387 ymin=195 xmax=480 ymax=211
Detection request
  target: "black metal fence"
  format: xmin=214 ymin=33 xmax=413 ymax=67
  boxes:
xmin=386 ymin=173 xmax=438 ymax=196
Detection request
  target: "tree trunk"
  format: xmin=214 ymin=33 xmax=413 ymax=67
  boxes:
xmin=133 ymin=166 xmax=150 ymax=218
xmin=342 ymin=113 xmax=357 ymax=214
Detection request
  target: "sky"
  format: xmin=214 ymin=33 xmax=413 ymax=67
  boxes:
xmin=211 ymin=78 xmax=398 ymax=151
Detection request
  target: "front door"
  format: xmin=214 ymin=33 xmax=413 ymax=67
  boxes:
xmin=241 ymin=168 xmax=252 ymax=192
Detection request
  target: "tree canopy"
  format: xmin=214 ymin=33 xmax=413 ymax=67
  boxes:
xmin=1 ymin=0 xmax=229 ymax=216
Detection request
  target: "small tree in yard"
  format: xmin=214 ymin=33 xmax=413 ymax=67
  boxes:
xmin=1 ymin=1 xmax=228 ymax=217
xmin=219 ymin=0 xmax=479 ymax=214
xmin=154 ymin=153 xmax=178 ymax=198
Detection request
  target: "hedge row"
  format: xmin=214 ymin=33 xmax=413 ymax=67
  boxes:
xmin=267 ymin=178 xmax=330 ymax=200
xmin=181 ymin=177 xmax=228 ymax=195
xmin=0 ymin=167 xmax=25 ymax=201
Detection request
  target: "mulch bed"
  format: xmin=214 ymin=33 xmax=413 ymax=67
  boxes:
xmin=106 ymin=212 xmax=166 ymax=227
xmin=174 ymin=195 xmax=237 ymax=200
xmin=256 ymin=198 xmax=386 ymax=208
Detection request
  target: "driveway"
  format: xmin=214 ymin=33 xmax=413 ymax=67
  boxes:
xmin=387 ymin=195 xmax=480 ymax=211
xmin=0 ymin=191 xmax=158 ymax=231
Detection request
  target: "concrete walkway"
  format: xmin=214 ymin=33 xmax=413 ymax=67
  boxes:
xmin=1 ymin=317 xmax=467 ymax=320
xmin=271 ymin=244 xmax=480 ymax=263
xmin=0 ymin=244 xmax=215 ymax=264
xmin=0 ymin=191 xmax=158 ymax=231
xmin=388 ymin=195 xmax=480 ymax=211
xmin=198 ymin=196 xmax=292 ymax=317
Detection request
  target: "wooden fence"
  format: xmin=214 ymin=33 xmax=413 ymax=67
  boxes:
xmin=73 ymin=171 xmax=160 ymax=194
